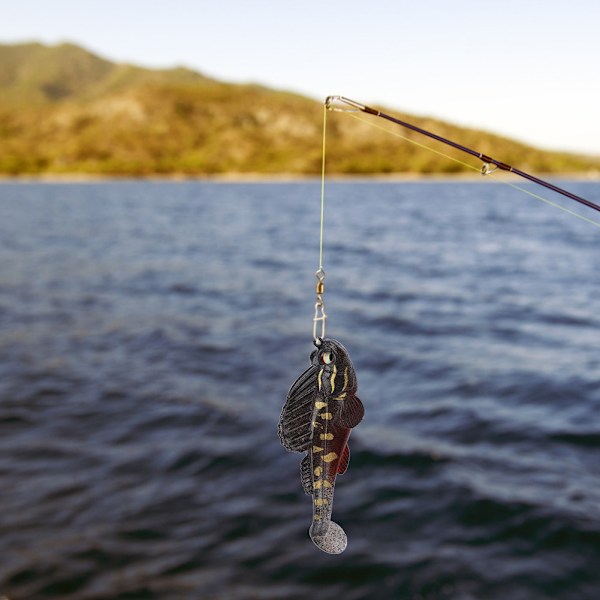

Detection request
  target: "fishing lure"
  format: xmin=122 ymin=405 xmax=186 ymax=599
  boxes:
xmin=278 ymin=337 xmax=364 ymax=554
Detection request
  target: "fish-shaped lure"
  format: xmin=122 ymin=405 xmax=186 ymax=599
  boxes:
xmin=278 ymin=338 xmax=364 ymax=554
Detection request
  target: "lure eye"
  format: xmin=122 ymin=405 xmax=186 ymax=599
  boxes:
xmin=320 ymin=351 xmax=333 ymax=365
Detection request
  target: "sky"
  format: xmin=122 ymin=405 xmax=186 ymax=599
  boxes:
xmin=2 ymin=0 xmax=600 ymax=155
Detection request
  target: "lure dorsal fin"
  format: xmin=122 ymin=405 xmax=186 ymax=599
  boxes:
xmin=338 ymin=395 xmax=365 ymax=429
xmin=278 ymin=365 xmax=318 ymax=452
xmin=337 ymin=445 xmax=351 ymax=475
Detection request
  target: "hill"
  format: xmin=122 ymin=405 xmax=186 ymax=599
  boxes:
xmin=1 ymin=41 xmax=598 ymax=177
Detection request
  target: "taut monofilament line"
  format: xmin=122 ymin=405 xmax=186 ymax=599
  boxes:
xmin=326 ymin=96 xmax=600 ymax=215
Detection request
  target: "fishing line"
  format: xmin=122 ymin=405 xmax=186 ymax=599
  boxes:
xmin=328 ymin=97 xmax=600 ymax=230
xmin=344 ymin=110 xmax=480 ymax=175
xmin=313 ymin=104 xmax=328 ymax=344
xmin=485 ymin=175 xmax=600 ymax=230
xmin=319 ymin=104 xmax=327 ymax=271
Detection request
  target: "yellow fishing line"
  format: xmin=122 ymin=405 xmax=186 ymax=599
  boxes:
xmin=486 ymin=174 xmax=600 ymax=230
xmin=319 ymin=104 xmax=327 ymax=270
xmin=343 ymin=111 xmax=600 ymax=231
xmin=345 ymin=111 xmax=480 ymax=174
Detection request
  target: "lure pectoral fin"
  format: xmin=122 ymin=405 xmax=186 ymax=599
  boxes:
xmin=338 ymin=395 xmax=364 ymax=429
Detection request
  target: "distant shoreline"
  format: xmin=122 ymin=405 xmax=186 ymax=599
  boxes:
xmin=1 ymin=171 xmax=600 ymax=184
xmin=2 ymin=42 xmax=599 ymax=186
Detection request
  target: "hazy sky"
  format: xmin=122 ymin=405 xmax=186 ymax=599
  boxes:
xmin=2 ymin=0 xmax=599 ymax=155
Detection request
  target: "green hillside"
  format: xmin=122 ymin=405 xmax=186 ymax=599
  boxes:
xmin=1 ymin=41 xmax=598 ymax=177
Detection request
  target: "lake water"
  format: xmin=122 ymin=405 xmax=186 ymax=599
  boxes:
xmin=1 ymin=180 xmax=600 ymax=599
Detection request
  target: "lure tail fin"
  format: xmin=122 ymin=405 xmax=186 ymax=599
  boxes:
xmin=309 ymin=520 xmax=348 ymax=554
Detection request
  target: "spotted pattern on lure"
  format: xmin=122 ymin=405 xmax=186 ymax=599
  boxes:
xmin=278 ymin=338 xmax=364 ymax=554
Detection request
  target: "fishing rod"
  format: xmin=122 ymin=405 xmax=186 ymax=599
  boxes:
xmin=326 ymin=96 xmax=600 ymax=214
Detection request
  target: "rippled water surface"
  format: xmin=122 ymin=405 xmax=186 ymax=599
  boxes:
xmin=1 ymin=180 xmax=600 ymax=599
